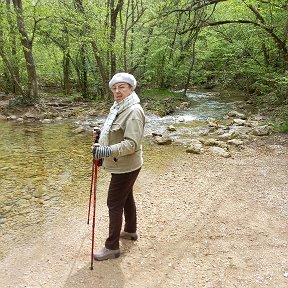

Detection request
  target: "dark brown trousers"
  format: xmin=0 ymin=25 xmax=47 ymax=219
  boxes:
xmin=105 ymin=168 xmax=141 ymax=250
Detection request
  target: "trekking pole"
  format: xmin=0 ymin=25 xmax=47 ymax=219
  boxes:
xmin=87 ymin=127 xmax=101 ymax=224
xmin=87 ymin=159 xmax=94 ymax=225
xmin=90 ymin=158 xmax=98 ymax=270
xmin=87 ymin=127 xmax=101 ymax=270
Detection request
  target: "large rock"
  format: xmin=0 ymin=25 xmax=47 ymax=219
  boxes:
xmin=179 ymin=102 xmax=189 ymax=109
xmin=167 ymin=125 xmax=176 ymax=132
xmin=154 ymin=136 xmax=172 ymax=145
xmin=245 ymin=120 xmax=259 ymax=128
xmin=24 ymin=112 xmax=39 ymax=120
xmin=228 ymin=111 xmax=247 ymax=120
xmin=218 ymin=131 xmax=240 ymax=141
xmin=207 ymin=118 xmax=218 ymax=127
xmin=227 ymin=139 xmax=244 ymax=146
xmin=236 ymin=126 xmax=252 ymax=136
xmin=200 ymin=138 xmax=228 ymax=149
xmin=209 ymin=146 xmax=231 ymax=158
xmin=233 ymin=118 xmax=246 ymax=126
xmin=41 ymin=119 xmax=53 ymax=124
xmin=73 ymin=126 xmax=85 ymax=134
xmin=6 ymin=115 xmax=17 ymax=120
xmin=251 ymin=125 xmax=271 ymax=136
xmin=186 ymin=140 xmax=203 ymax=154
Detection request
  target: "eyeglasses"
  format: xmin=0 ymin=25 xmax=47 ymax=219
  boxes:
xmin=111 ymin=85 xmax=130 ymax=92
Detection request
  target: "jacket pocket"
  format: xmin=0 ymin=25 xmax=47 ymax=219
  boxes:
xmin=109 ymin=123 xmax=124 ymax=145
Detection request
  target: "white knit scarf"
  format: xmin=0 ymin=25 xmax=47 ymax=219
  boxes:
xmin=99 ymin=91 xmax=140 ymax=146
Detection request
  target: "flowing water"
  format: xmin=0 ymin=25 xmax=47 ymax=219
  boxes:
xmin=144 ymin=90 xmax=247 ymax=139
xmin=0 ymin=90 xmax=247 ymax=258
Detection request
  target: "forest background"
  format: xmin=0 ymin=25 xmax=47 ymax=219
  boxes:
xmin=0 ymin=0 xmax=287 ymax=129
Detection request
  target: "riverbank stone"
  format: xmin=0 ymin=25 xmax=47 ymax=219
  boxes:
xmin=186 ymin=140 xmax=204 ymax=154
xmin=251 ymin=125 xmax=271 ymax=136
xmin=228 ymin=111 xmax=247 ymax=119
xmin=153 ymin=136 xmax=172 ymax=145
xmin=209 ymin=146 xmax=231 ymax=158
xmin=227 ymin=139 xmax=244 ymax=146
xmin=218 ymin=131 xmax=240 ymax=141
xmin=7 ymin=115 xmax=17 ymax=120
xmin=200 ymin=138 xmax=228 ymax=149
xmin=167 ymin=125 xmax=176 ymax=132
xmin=73 ymin=126 xmax=85 ymax=134
xmin=233 ymin=118 xmax=246 ymax=125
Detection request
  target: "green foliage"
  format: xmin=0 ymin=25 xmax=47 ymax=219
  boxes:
xmin=0 ymin=0 xmax=287 ymax=118
xmin=251 ymin=73 xmax=288 ymax=102
xmin=275 ymin=123 xmax=288 ymax=134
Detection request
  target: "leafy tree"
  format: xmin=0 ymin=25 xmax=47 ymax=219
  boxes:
xmin=0 ymin=0 xmax=287 ymax=104
xmin=12 ymin=0 xmax=39 ymax=102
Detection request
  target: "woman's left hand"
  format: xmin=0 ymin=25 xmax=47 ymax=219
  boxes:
xmin=92 ymin=145 xmax=112 ymax=160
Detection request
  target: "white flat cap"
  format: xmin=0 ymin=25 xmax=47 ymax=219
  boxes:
xmin=109 ymin=72 xmax=137 ymax=90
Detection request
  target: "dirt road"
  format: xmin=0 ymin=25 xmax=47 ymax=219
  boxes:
xmin=0 ymin=135 xmax=287 ymax=288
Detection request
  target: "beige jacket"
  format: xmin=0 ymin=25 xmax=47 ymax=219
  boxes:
xmin=103 ymin=103 xmax=145 ymax=173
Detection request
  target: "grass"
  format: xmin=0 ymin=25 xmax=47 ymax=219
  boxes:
xmin=274 ymin=123 xmax=288 ymax=133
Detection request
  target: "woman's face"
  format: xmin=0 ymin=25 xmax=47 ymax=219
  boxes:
xmin=111 ymin=82 xmax=133 ymax=102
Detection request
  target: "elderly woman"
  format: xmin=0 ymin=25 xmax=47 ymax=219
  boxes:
xmin=92 ymin=72 xmax=145 ymax=261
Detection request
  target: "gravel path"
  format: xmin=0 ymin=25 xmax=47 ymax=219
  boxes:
xmin=0 ymin=135 xmax=287 ymax=288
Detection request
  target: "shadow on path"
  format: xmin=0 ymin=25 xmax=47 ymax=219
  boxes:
xmin=64 ymin=259 xmax=125 ymax=288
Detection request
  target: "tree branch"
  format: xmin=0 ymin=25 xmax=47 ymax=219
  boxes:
xmin=178 ymin=19 xmax=288 ymax=61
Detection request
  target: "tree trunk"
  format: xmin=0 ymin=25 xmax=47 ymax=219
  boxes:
xmin=110 ymin=0 xmax=124 ymax=76
xmin=62 ymin=26 xmax=71 ymax=95
xmin=63 ymin=52 xmax=71 ymax=95
xmin=12 ymin=0 xmax=39 ymax=102
xmin=0 ymin=46 xmax=25 ymax=95
xmin=91 ymin=42 xmax=110 ymax=98
xmin=80 ymin=45 xmax=88 ymax=98
xmin=74 ymin=0 xmax=89 ymax=98
xmin=121 ymin=0 xmax=146 ymax=73
xmin=184 ymin=30 xmax=199 ymax=94
xmin=6 ymin=0 xmax=20 ymax=94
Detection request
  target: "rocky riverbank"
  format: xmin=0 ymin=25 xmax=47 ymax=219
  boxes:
xmin=0 ymin=93 xmax=284 ymax=160
xmin=151 ymin=110 xmax=273 ymax=158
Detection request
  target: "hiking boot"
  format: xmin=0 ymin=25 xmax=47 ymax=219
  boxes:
xmin=120 ymin=231 xmax=138 ymax=241
xmin=94 ymin=247 xmax=120 ymax=261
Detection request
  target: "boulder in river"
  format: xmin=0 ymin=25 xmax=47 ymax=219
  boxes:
xmin=167 ymin=125 xmax=176 ymax=132
xmin=177 ymin=116 xmax=185 ymax=122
